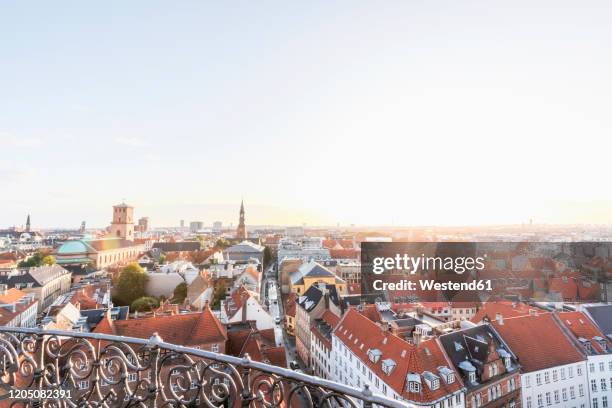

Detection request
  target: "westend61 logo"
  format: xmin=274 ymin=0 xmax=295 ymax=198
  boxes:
xmin=372 ymin=254 xmax=486 ymax=275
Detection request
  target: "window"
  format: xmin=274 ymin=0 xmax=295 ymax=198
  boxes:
xmin=570 ymin=386 xmax=575 ymax=399
xmin=562 ymin=388 xmax=567 ymax=401
xmin=409 ymin=381 xmax=420 ymax=392
xmin=526 ymin=396 xmax=532 ymax=408
xmin=469 ymin=371 xmax=476 ymax=383
xmin=601 ymin=378 xmax=607 ymax=391
xmin=553 ymin=370 xmax=558 ymax=381
xmin=600 ymin=362 xmax=606 ymax=372
xmin=128 ymin=373 xmax=137 ymax=382
xmin=544 ymin=372 xmax=550 ymax=383
xmin=546 ymin=392 xmax=551 ymax=406
xmin=579 ymin=384 xmax=585 ymax=397
xmin=594 ymin=398 xmax=599 ymax=408
xmin=536 ymin=373 xmax=542 ymax=385
xmin=609 ymin=361 xmax=612 ymax=371
xmin=560 ymin=367 xmax=566 ymax=380
xmin=592 ymin=379 xmax=598 ymax=392
xmin=537 ymin=394 xmax=543 ymax=408
xmin=525 ymin=375 xmax=531 ymax=387
xmin=577 ymin=366 xmax=583 ymax=376
xmin=591 ymin=363 xmax=596 ymax=373
xmin=78 ymin=380 xmax=89 ymax=390
xmin=569 ymin=366 xmax=574 ymax=378
xmin=211 ymin=343 xmax=219 ymax=352
xmin=554 ymin=390 xmax=559 ymax=404
xmin=604 ymin=397 xmax=609 ymax=408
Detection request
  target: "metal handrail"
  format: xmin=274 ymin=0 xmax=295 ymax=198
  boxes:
xmin=0 ymin=325 xmax=409 ymax=408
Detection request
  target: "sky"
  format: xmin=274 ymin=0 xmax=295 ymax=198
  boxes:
xmin=1 ymin=1 xmax=611 ymax=228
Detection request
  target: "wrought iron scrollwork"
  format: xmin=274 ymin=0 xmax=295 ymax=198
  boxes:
xmin=0 ymin=327 xmax=407 ymax=408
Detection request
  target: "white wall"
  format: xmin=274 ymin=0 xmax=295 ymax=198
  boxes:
xmin=521 ymin=362 xmax=589 ymax=408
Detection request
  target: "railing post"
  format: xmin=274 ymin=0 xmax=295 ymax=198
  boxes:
xmin=361 ymin=384 xmax=373 ymax=408
xmin=147 ymin=332 xmax=163 ymax=408
xmin=240 ymin=354 xmax=254 ymax=407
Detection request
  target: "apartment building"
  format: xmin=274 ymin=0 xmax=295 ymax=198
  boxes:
xmin=492 ymin=314 xmax=589 ymax=408
xmin=332 ymin=309 xmax=465 ymax=407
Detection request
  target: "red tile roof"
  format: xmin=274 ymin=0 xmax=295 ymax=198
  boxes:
xmin=334 ymin=309 xmax=463 ymax=402
xmin=558 ymin=311 xmax=611 ymax=354
xmin=492 ymin=313 xmax=584 ymax=372
xmin=284 ymin=293 xmax=297 ymax=318
xmin=94 ymin=307 xmax=227 ymax=347
xmin=471 ymin=301 xmax=545 ymax=323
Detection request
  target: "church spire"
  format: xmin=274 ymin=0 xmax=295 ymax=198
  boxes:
xmin=25 ymin=214 xmax=31 ymax=232
xmin=236 ymin=200 xmax=247 ymax=239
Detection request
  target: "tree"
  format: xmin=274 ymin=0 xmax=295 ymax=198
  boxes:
xmin=158 ymin=254 xmax=166 ymax=265
xmin=42 ymin=255 xmax=56 ymax=265
xmin=173 ymin=282 xmax=188 ymax=303
xmin=18 ymin=251 xmax=45 ymax=268
xmin=131 ymin=296 xmax=159 ymax=312
xmin=215 ymin=238 xmax=230 ymax=249
xmin=211 ymin=281 xmax=226 ymax=309
xmin=115 ymin=263 xmax=148 ymax=306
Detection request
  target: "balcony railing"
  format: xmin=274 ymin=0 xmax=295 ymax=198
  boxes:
xmin=0 ymin=326 xmax=407 ymax=408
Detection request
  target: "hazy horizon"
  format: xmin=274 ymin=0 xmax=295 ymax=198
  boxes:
xmin=2 ymin=1 xmax=611 ymax=228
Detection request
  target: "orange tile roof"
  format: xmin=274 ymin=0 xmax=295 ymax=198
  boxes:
xmin=492 ymin=314 xmax=584 ymax=373
xmin=94 ymin=307 xmax=226 ymax=346
xmin=284 ymin=293 xmax=297 ymax=318
xmin=558 ymin=311 xmax=611 ymax=354
xmin=0 ymin=288 xmax=28 ymax=303
xmin=471 ymin=301 xmax=545 ymax=323
xmin=334 ymin=309 xmax=463 ymax=403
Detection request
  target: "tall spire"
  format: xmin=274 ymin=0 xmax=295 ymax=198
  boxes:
xmin=236 ymin=200 xmax=247 ymax=239
xmin=25 ymin=214 xmax=31 ymax=232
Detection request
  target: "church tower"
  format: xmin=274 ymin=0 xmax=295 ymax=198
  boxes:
xmin=25 ymin=214 xmax=31 ymax=232
xmin=110 ymin=203 xmax=134 ymax=241
xmin=236 ymin=200 xmax=247 ymax=239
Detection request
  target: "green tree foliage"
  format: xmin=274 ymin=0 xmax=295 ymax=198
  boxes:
xmin=173 ymin=282 xmax=188 ymax=303
xmin=158 ymin=254 xmax=166 ymax=264
xmin=215 ymin=238 xmax=230 ymax=249
xmin=131 ymin=296 xmax=160 ymax=312
xmin=42 ymin=255 xmax=56 ymax=265
xmin=211 ymin=281 xmax=226 ymax=309
xmin=17 ymin=251 xmax=45 ymax=268
xmin=115 ymin=263 xmax=148 ymax=306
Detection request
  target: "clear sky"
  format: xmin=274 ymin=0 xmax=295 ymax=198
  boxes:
xmin=1 ymin=1 xmax=611 ymax=228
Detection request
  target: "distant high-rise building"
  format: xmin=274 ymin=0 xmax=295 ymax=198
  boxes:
xmin=25 ymin=214 xmax=31 ymax=232
xmin=236 ymin=200 xmax=247 ymax=239
xmin=180 ymin=220 xmax=185 ymax=228
xmin=110 ymin=202 xmax=134 ymax=241
xmin=213 ymin=221 xmax=222 ymax=232
xmin=189 ymin=221 xmax=204 ymax=233
xmin=80 ymin=221 xmax=86 ymax=234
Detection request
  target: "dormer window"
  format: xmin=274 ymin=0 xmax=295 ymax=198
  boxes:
xmin=469 ymin=371 xmax=476 ymax=383
xmin=368 ymin=348 xmax=382 ymax=363
xmin=381 ymin=359 xmax=396 ymax=376
xmin=407 ymin=373 xmax=421 ymax=393
xmin=593 ymin=336 xmax=607 ymax=352
xmin=423 ymin=371 xmax=440 ymax=390
xmin=438 ymin=366 xmax=455 ymax=384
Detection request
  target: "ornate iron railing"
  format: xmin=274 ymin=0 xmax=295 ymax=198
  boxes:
xmin=0 ymin=326 xmax=408 ymax=408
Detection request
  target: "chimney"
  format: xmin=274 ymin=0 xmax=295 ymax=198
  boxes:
xmin=529 ymin=309 xmax=537 ymax=316
xmin=495 ymin=313 xmax=504 ymax=325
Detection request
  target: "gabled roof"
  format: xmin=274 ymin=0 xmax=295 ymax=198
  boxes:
xmin=439 ymin=324 xmax=518 ymax=389
xmin=558 ymin=311 xmax=611 ymax=355
xmin=585 ymin=305 xmax=612 ymax=337
xmin=94 ymin=307 xmax=227 ymax=346
xmin=491 ymin=313 xmax=584 ymax=373
xmin=224 ymin=241 xmax=264 ymax=253
xmin=334 ymin=309 xmax=463 ymax=403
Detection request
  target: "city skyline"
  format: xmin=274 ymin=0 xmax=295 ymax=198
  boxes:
xmin=2 ymin=1 xmax=612 ymax=227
